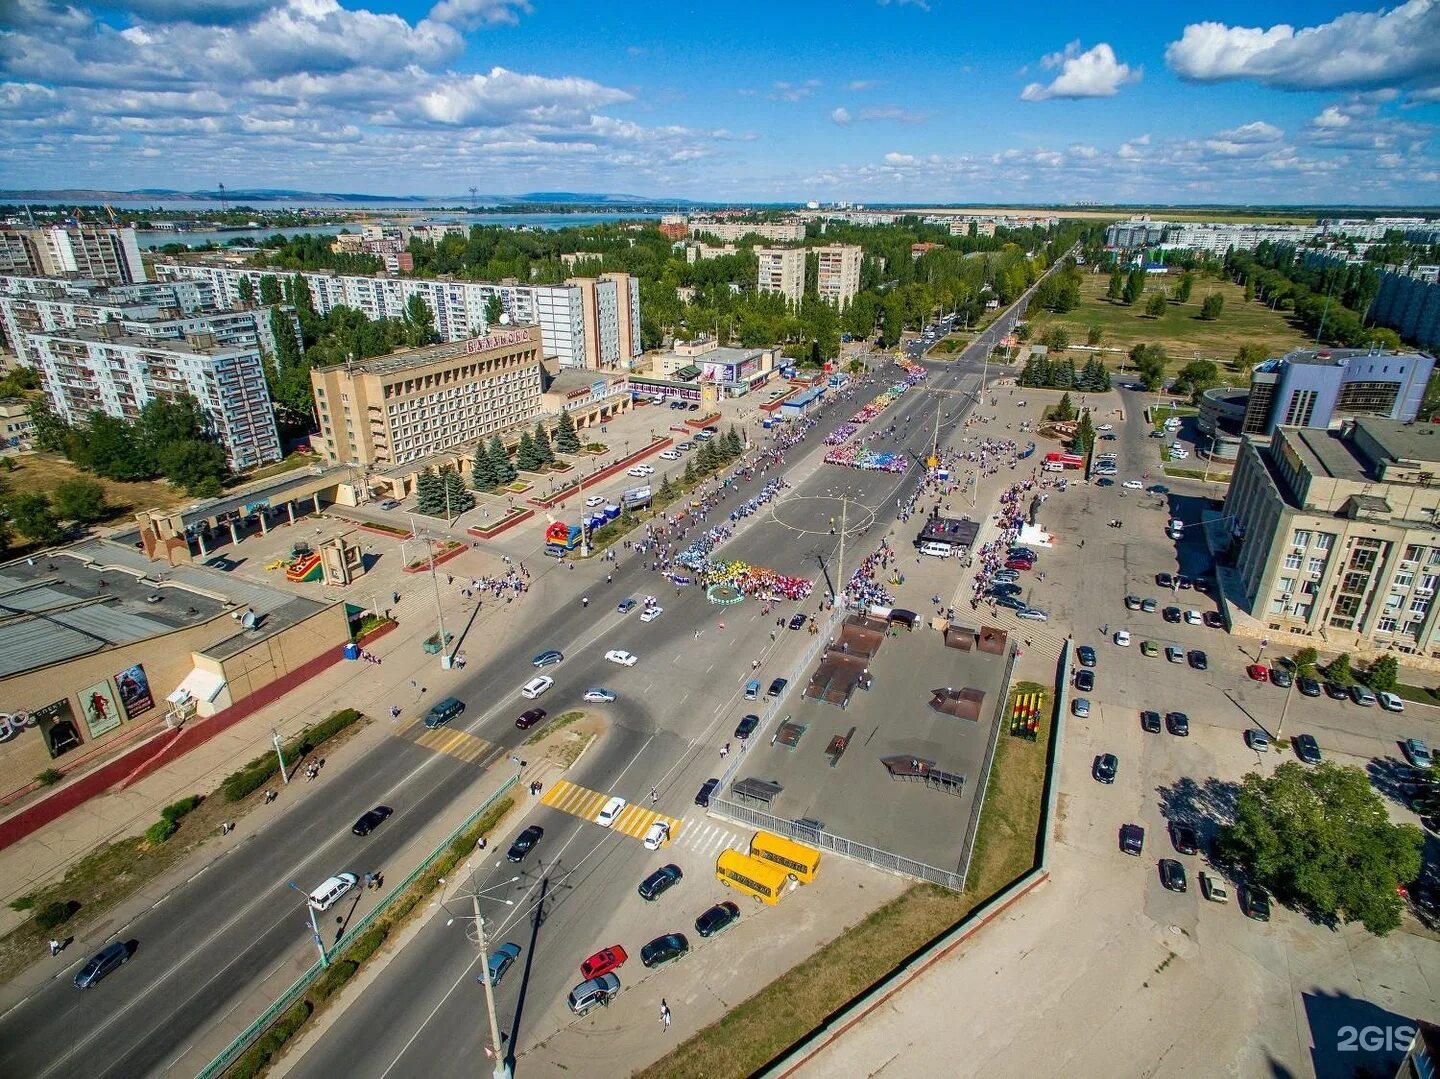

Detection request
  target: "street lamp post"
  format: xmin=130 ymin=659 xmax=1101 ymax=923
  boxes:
xmin=443 ymin=872 xmax=520 ymax=1079
xmin=287 ymin=881 xmax=328 ymax=968
xmin=412 ymin=515 xmax=449 ymax=666
xmin=1275 ymin=671 xmax=1297 ymax=739
xmin=271 ymin=728 xmax=289 ymax=785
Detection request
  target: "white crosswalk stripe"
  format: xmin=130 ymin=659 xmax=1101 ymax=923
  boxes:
xmin=675 ymin=820 xmax=747 ymax=859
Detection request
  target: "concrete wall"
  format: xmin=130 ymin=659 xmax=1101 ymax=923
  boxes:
xmin=213 ymin=605 xmax=350 ymax=703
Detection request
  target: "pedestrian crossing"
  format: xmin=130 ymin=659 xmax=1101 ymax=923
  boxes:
xmin=394 ymin=718 xmax=495 ymax=764
xmin=540 ymin=779 xmax=684 ymax=844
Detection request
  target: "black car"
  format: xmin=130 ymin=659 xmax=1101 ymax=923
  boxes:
xmin=1162 ymin=606 xmax=1183 ymax=623
xmin=1187 ymin=650 xmax=1208 ymax=670
xmin=694 ymin=901 xmax=741 ymax=938
xmin=641 ymin=933 xmax=690 ymax=968
xmin=638 ymin=863 xmax=683 ymax=901
xmin=994 ymin=594 xmax=1026 ymax=611
xmin=1203 ymin=611 xmax=1225 ymax=629
xmin=1156 ymin=572 xmax=1173 ymax=588
xmin=532 ymin=649 xmax=564 ymax=668
xmin=1169 ymin=822 xmax=1199 ymax=855
xmin=1323 ymin=681 xmax=1349 ymax=700
xmin=695 ymin=778 xmax=719 ymax=807
xmin=1093 ymin=753 xmax=1118 ymax=784
xmin=1241 ymin=884 xmax=1272 ymax=921
xmin=351 ymin=805 xmax=393 ymax=836
xmin=515 ymin=707 xmax=547 ymax=730
xmin=1294 ymin=733 xmax=1322 ymax=763
xmin=1147 ymin=484 xmax=1170 ymax=494
xmin=1166 ymin=711 xmax=1190 ymax=736
xmin=788 ymin=612 xmax=807 ymax=631
xmin=1297 ymin=676 xmax=1322 ymax=697
xmin=1176 ymin=575 xmax=1192 ymax=590
xmin=1140 ymin=710 xmax=1162 ymax=733
xmin=1159 ymin=858 xmax=1188 ymax=892
xmin=1270 ymin=668 xmax=1293 ymax=689
xmin=506 ymin=824 xmax=544 ymax=863
xmin=1008 ymin=548 xmax=1038 ymax=561
xmin=1099 ymin=433 xmax=1118 ymax=441
xmin=767 ymin=678 xmax=788 ymax=698
xmin=1096 ymin=478 xmax=1115 ymax=488
xmin=735 ymin=714 xmax=760 ymax=739
xmin=1120 ymin=823 xmax=1145 ymax=855
xmin=1075 ymin=669 xmax=1095 ymax=692
xmin=1077 ymin=645 xmax=1097 ymax=668
xmin=991 ymin=583 xmax=1024 ymax=598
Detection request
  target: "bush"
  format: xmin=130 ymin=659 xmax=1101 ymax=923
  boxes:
xmin=35 ymin=768 xmax=63 ymax=787
xmin=309 ymin=958 xmax=359 ymax=1003
xmin=343 ymin=923 xmax=389 ymax=966
xmin=161 ymin=795 xmax=202 ymax=823
xmin=230 ymin=1000 xmax=312 ymax=1079
xmin=145 ymin=819 xmax=178 ymax=845
xmin=34 ymin=900 xmax=75 ymax=930
xmin=223 ymin=709 xmax=363 ymax=802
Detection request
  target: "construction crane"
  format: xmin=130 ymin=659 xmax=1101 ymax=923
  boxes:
xmin=103 ymin=203 xmax=119 ymax=226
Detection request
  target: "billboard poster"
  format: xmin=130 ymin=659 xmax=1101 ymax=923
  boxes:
xmin=33 ymin=698 xmax=84 ymax=759
xmin=115 ymin=663 xmax=155 ymax=720
xmin=79 ymin=679 xmax=123 ymax=739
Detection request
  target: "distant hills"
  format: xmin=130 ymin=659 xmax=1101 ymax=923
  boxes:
xmin=0 ymin=187 xmax=711 ymax=207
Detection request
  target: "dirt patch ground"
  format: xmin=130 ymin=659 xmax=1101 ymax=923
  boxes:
xmin=6 ymin=454 xmax=184 ymax=519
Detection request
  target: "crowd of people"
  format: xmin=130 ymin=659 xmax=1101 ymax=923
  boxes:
xmin=698 ymin=559 xmax=815 ymax=602
xmin=968 ymin=475 xmax=1048 ymax=612
xmin=844 ymin=537 xmax=897 ymax=610
xmin=820 ymin=359 xmax=929 ymax=471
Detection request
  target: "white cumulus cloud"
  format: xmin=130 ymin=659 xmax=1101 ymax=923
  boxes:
xmin=831 ymin=107 xmax=852 ymax=125
xmin=1021 ymin=42 xmax=1140 ymax=101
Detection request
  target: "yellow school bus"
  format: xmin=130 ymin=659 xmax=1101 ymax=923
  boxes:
xmin=749 ymin=830 xmax=822 ymax=884
xmin=715 ymin=849 xmax=789 ymax=904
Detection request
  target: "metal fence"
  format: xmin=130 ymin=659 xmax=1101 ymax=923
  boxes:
xmin=196 ymin=774 xmax=519 ymax=1079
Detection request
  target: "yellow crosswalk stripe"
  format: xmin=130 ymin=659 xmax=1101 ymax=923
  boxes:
xmin=539 ymin=780 xmax=683 ymax=843
xmin=400 ymin=724 xmax=492 ymax=764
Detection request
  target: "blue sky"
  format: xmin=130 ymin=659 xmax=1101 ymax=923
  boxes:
xmin=1 ymin=0 xmax=1437 ymax=203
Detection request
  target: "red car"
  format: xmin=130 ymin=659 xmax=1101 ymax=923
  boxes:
xmin=1004 ymin=558 xmax=1034 ymax=571
xmin=516 ymin=708 xmax=548 ymax=730
xmin=580 ymin=945 xmax=628 ymax=979
xmin=1245 ymin=664 xmax=1270 ymax=682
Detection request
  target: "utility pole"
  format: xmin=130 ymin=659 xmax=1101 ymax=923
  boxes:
xmin=413 ymin=515 xmax=449 ymax=664
xmin=287 ymin=881 xmax=328 ymax=968
xmin=1275 ymin=672 xmax=1296 ymax=738
xmin=272 ymin=728 xmax=290 ymax=784
xmin=833 ymin=496 xmax=849 ymax=608
xmin=472 ymin=890 xmax=510 ymax=1079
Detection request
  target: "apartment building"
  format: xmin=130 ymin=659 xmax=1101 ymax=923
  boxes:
xmin=755 ymin=247 xmax=805 ymax=306
xmin=27 ymin=321 xmax=281 ymax=470
xmin=684 ymin=242 xmax=739 ymax=263
xmin=815 ymin=244 xmax=863 ymax=310
xmin=1106 ymin=217 xmax=1318 ymax=253
xmin=156 ymin=263 xmax=639 ymax=371
xmin=566 ymin=273 xmax=640 ymax=371
xmin=1223 ymin=418 xmax=1440 ymax=660
xmin=691 ymin=220 xmax=806 ymax=243
xmin=310 ymin=325 xmax=543 ymax=468
xmin=0 ymin=398 xmax=33 ymax=453
xmin=0 ymin=226 xmax=148 ymax=284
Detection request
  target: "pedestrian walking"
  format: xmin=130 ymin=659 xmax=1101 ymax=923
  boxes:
xmin=660 ymin=999 xmax=671 ymax=1031
xmin=650 ymin=787 xmax=658 ymax=804
xmin=48 ymin=939 xmax=61 ymax=957
xmin=720 ymin=742 xmax=730 ymax=758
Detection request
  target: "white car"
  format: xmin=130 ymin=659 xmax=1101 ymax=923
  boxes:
xmin=658 ymin=449 xmax=681 ymax=460
xmin=596 ymin=796 xmax=627 ymax=827
xmin=1184 ymin=609 xmax=1202 ymax=625
xmin=604 ymin=649 xmax=637 ymax=666
xmin=1097 ymin=423 xmax=1114 ymax=431
xmin=583 ymin=688 xmax=617 ymax=703
xmin=1377 ymin=691 xmax=1405 ymax=713
xmin=642 ymin=821 xmax=670 ymax=851
xmin=627 ymin=465 xmax=655 ymax=477
xmin=520 ymin=675 xmax=554 ymax=699
xmin=1113 ymin=630 xmax=1132 ymax=647
xmin=1122 ymin=480 xmax=1143 ymax=490
xmin=640 ymin=606 xmax=663 ymax=623
xmin=584 ymin=495 xmax=605 ymax=508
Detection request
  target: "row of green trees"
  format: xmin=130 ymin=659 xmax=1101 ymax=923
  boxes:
xmin=1018 ymin=354 xmax=1112 ymax=393
xmin=1226 ymin=244 xmax=1401 ymax=349
xmin=0 ymin=468 xmax=110 ymax=554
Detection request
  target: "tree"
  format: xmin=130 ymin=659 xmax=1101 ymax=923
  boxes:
xmin=8 ymin=493 xmax=60 ymax=544
xmin=514 ymin=431 xmax=541 ymax=472
xmin=683 ymin=458 xmax=697 ymax=485
xmin=80 ymin=412 xmax=150 ymax=481
xmin=28 ymin=398 xmax=73 ymax=454
xmin=435 ymin=465 xmax=475 ymax=516
xmin=1235 ymin=343 xmax=1268 ymax=370
xmin=1217 ymin=762 xmax=1423 ymax=936
xmin=553 ymin=409 xmax=581 ymax=454
xmin=1200 ymin=292 xmax=1225 ymax=320
xmin=157 ymin=440 xmax=226 ymax=496
xmin=52 ymin=478 xmax=108 ymax=523
xmin=1174 ymin=271 xmax=1194 ymax=304
xmin=471 ymin=444 xmax=498 ymax=490
xmin=1122 ymin=268 xmax=1147 ymax=305
xmin=488 ymin=436 xmax=516 ymax=484
xmin=1072 ymin=410 xmax=1096 ymax=457
xmin=1327 ymin=652 xmax=1353 ymax=685
xmin=1086 ymin=324 xmax=1103 ymax=347
xmin=1129 ymin=343 xmax=1168 ymax=391
xmin=414 ymin=467 xmax=444 ymax=515
xmin=403 ymin=294 xmax=435 ymax=347
xmin=258 ymin=275 xmax=282 ymax=306
xmin=726 ymin=425 xmax=744 ymax=456
xmin=1145 ymin=291 xmax=1168 ymax=318
xmin=532 ymin=421 xmax=554 ymax=466
xmin=1364 ymin=654 xmax=1399 ymax=694
xmin=1053 ymin=392 xmax=1076 ymax=422
xmin=1040 ymin=327 xmax=1069 ymax=354
xmin=237 ymin=276 xmax=255 ymax=307
xmin=1175 ymin=360 xmax=1221 ymax=397
xmin=485 ymin=294 xmax=504 ymax=327
xmin=696 ymin=438 xmax=718 ymax=471
xmin=1105 ymin=268 xmax=1124 ymax=302
xmin=1292 ymin=646 xmax=1319 ymax=675
xmin=658 ymin=473 xmax=675 ymax=499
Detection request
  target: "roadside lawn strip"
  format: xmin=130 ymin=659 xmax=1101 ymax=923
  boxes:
xmin=636 ymin=680 xmax=1054 ymax=1079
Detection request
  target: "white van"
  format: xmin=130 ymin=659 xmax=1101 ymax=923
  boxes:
xmin=918 ymin=541 xmax=953 ymax=558
xmin=520 ymin=676 xmax=554 ymax=700
xmin=308 ymin=872 xmax=358 ymax=912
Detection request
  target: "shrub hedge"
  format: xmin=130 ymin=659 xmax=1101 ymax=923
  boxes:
xmin=34 ymin=900 xmax=73 ymax=930
xmin=144 ymin=820 xmax=178 ymax=845
xmin=222 ymin=709 xmax=363 ymax=802
xmin=161 ymin=795 xmax=202 ymax=823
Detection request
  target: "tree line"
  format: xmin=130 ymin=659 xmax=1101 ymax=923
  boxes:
xmin=1225 ymin=243 xmax=1402 ymax=350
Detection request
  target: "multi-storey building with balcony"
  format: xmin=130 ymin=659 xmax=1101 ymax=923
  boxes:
xmin=689 ymin=220 xmax=805 ymax=242
xmin=815 ymin=244 xmax=863 ymax=310
xmin=309 ymin=325 xmax=544 ymax=468
xmin=0 ymin=226 xmax=148 ymax=284
xmin=755 ymin=247 xmax=805 ymax=306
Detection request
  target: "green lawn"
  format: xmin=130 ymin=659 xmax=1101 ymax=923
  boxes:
xmin=1027 ymin=273 xmax=1311 ymax=374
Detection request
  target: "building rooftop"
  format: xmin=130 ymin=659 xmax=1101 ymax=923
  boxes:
xmin=1285 ymin=426 xmax=1376 ymax=483
xmin=1351 ymin=416 xmax=1440 ymax=469
xmin=44 ymin=325 xmax=252 ymax=358
xmin=1256 ymin=347 xmax=1432 ymax=373
xmin=317 ymin=325 xmax=540 ymax=377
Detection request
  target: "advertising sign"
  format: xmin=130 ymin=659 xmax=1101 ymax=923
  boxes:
xmin=80 ymin=679 xmax=123 ymax=739
xmin=33 ymin=698 xmax=84 ymax=759
xmin=115 ymin=663 xmax=155 ymax=720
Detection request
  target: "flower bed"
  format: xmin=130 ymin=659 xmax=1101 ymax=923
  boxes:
xmin=503 ymin=481 xmax=532 ymax=494
xmin=581 ymin=443 xmax=608 ymax=455
xmin=548 ymin=461 xmax=574 ymax=474
xmin=467 ymin=507 xmax=534 ymax=540
xmin=357 ymin=521 xmax=413 ymax=540
xmin=402 ymin=540 xmax=467 ymax=574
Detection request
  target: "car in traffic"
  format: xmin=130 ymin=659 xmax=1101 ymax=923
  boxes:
xmin=1199 ymin=873 xmax=1230 ymax=903
xmin=1294 ymin=734 xmax=1322 ymax=763
xmin=767 ymin=677 xmax=788 ymax=698
xmin=1120 ymin=823 xmax=1145 ymax=856
xmin=735 ymin=714 xmax=760 ymax=739
xmin=1403 ymin=738 xmax=1433 ymax=768
xmin=515 ymin=707 xmax=547 ymax=730
xmin=640 ymin=605 xmax=664 ymax=623
xmin=1077 ymin=645 xmax=1097 ymax=667
xmin=617 ymin=598 xmax=637 ymax=614
xmin=643 ymin=821 xmax=671 ymax=851
xmin=1187 ymin=649 xmax=1208 ymax=670
xmin=579 ymin=945 xmax=628 ymax=980
xmin=424 ymin=696 xmax=466 ymax=729
xmin=789 ymin=612 xmax=807 ymax=630
xmin=352 ymin=805 xmax=393 ymax=836
xmin=520 ymin=676 xmax=554 ymax=700
xmin=1159 ymin=858 xmax=1188 ymax=892
xmin=1075 ymin=669 xmax=1094 ymax=692
xmin=567 ymin=973 xmax=621 ymax=1016
xmin=507 ymin=824 xmax=544 ymax=862
xmin=1165 ymin=711 xmax=1190 ymax=736
xmin=638 ymin=863 xmax=683 ymax=901
xmin=596 ymin=796 xmax=627 ymax=827
xmin=1169 ymin=822 xmax=1199 ymax=855
xmin=481 ymin=942 xmax=522 ymax=987
xmin=1093 ymin=753 xmax=1118 ymax=783
xmin=1244 ymin=728 xmax=1271 ymax=751
xmin=695 ymin=901 xmax=741 ymax=938
xmin=583 ymin=688 xmax=617 ymax=703
xmin=533 ymin=649 xmax=564 ymax=667
xmin=694 ymin=778 xmax=719 ymax=807
xmin=73 ymin=941 xmax=130 ymax=989
xmin=604 ymin=649 xmax=638 ymax=666
xmin=1240 ymin=884 xmax=1272 ymax=921
xmin=640 ymin=933 xmax=689 ymax=969
xmin=1072 ymin=698 xmax=1091 ymax=718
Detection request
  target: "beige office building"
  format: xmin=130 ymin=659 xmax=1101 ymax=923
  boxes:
xmin=815 ymin=244 xmax=863 ymax=310
xmin=311 ymin=325 xmax=543 ymax=468
xmin=1223 ymin=418 xmax=1440 ymax=662
xmin=756 ymin=247 xmax=806 ymax=307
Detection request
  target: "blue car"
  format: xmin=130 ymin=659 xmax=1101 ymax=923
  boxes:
xmin=481 ymin=942 xmax=522 ymax=987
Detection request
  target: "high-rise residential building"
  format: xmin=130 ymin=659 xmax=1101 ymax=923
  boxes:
xmin=27 ymin=321 xmax=281 ymax=470
xmin=1240 ymin=348 xmax=1434 ymax=436
xmin=1222 ymin=418 xmax=1440 ymax=660
xmin=310 ymin=325 xmax=543 ymax=468
xmin=755 ymin=247 xmax=805 ymax=306
xmin=691 ymin=220 xmax=806 ymax=242
xmin=565 ymin=273 xmax=640 ymax=371
xmin=156 ymin=263 xmax=639 ymax=371
xmin=815 ymin=244 xmax=863 ymax=310
xmin=0 ymin=226 xmax=148 ymax=284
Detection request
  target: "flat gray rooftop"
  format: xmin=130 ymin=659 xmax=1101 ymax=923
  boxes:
xmin=1286 ymin=427 xmax=1374 ymax=483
